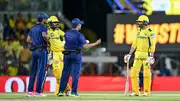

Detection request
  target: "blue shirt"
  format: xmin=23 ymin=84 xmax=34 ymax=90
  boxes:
xmin=28 ymin=23 xmax=47 ymax=47
xmin=65 ymin=29 xmax=87 ymax=50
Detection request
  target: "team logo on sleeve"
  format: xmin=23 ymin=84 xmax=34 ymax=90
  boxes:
xmin=151 ymin=33 xmax=155 ymax=39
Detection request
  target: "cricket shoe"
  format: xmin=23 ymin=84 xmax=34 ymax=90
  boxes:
xmin=70 ymin=92 xmax=80 ymax=97
xmin=129 ymin=92 xmax=141 ymax=96
xmin=34 ymin=92 xmax=46 ymax=97
xmin=26 ymin=92 xmax=34 ymax=97
xmin=142 ymin=92 xmax=150 ymax=96
xmin=57 ymin=91 xmax=64 ymax=97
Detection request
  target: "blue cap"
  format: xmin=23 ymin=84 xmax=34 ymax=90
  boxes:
xmin=72 ymin=18 xmax=84 ymax=25
xmin=37 ymin=12 xmax=49 ymax=19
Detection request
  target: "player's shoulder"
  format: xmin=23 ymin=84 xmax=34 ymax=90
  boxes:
xmin=66 ymin=29 xmax=81 ymax=34
xmin=57 ymin=28 xmax=64 ymax=33
xmin=147 ymin=28 xmax=156 ymax=37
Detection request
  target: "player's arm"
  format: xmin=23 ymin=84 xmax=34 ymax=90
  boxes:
xmin=27 ymin=36 xmax=32 ymax=43
xmin=59 ymin=30 xmax=65 ymax=41
xmin=149 ymin=33 xmax=156 ymax=57
xmin=129 ymin=37 xmax=137 ymax=55
xmin=83 ymin=39 xmax=101 ymax=49
xmin=42 ymin=32 xmax=49 ymax=42
xmin=124 ymin=37 xmax=137 ymax=63
xmin=27 ymin=31 xmax=32 ymax=43
xmin=42 ymin=27 xmax=50 ymax=45
xmin=79 ymin=34 xmax=101 ymax=49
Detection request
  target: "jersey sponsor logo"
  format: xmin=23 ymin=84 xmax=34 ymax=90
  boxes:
xmin=137 ymin=36 xmax=147 ymax=38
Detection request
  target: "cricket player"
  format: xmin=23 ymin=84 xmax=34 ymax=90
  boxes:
xmin=58 ymin=18 xmax=101 ymax=97
xmin=124 ymin=15 xmax=156 ymax=96
xmin=26 ymin=12 xmax=49 ymax=97
xmin=47 ymin=16 xmax=71 ymax=95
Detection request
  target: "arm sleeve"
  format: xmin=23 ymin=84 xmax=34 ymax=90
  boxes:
xmin=59 ymin=30 xmax=65 ymax=37
xmin=149 ymin=32 xmax=156 ymax=53
xmin=41 ymin=26 xmax=47 ymax=34
xmin=79 ymin=34 xmax=87 ymax=46
xmin=131 ymin=37 xmax=137 ymax=49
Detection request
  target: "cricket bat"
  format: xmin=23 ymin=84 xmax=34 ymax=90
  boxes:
xmin=42 ymin=64 xmax=50 ymax=92
xmin=124 ymin=61 xmax=129 ymax=96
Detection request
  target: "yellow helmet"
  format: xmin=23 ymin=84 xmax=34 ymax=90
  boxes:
xmin=47 ymin=16 xmax=60 ymax=23
xmin=136 ymin=15 xmax=149 ymax=23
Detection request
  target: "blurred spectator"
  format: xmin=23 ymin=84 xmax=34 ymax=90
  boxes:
xmin=3 ymin=38 xmax=13 ymax=58
xmin=0 ymin=21 xmax=3 ymax=40
xmin=15 ymin=12 xmax=25 ymax=36
xmin=159 ymin=58 xmax=172 ymax=76
xmin=9 ymin=15 xmax=15 ymax=29
xmin=11 ymin=38 xmax=24 ymax=59
xmin=18 ymin=46 xmax=31 ymax=75
xmin=3 ymin=14 xmax=8 ymax=25
xmin=8 ymin=66 xmax=18 ymax=76
xmin=3 ymin=14 xmax=15 ymax=40
xmin=26 ymin=13 xmax=34 ymax=33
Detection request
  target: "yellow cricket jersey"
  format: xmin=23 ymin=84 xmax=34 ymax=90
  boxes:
xmin=48 ymin=28 xmax=65 ymax=52
xmin=132 ymin=28 xmax=156 ymax=53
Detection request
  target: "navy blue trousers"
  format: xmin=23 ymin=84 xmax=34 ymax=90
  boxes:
xmin=59 ymin=52 xmax=82 ymax=93
xmin=28 ymin=49 xmax=47 ymax=93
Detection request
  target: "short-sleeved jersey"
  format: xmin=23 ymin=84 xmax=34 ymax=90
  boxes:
xmin=132 ymin=28 xmax=156 ymax=53
xmin=28 ymin=23 xmax=47 ymax=47
xmin=64 ymin=29 xmax=87 ymax=50
xmin=48 ymin=28 xmax=65 ymax=52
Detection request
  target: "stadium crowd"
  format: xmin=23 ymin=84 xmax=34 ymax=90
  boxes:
xmin=0 ymin=12 xmax=64 ymax=76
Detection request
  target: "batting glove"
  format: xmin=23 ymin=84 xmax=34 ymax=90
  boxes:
xmin=146 ymin=57 xmax=155 ymax=66
xmin=124 ymin=54 xmax=131 ymax=63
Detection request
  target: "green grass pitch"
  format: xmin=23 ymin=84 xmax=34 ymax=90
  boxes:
xmin=0 ymin=92 xmax=180 ymax=101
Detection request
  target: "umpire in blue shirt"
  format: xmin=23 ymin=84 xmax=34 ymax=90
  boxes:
xmin=58 ymin=18 xmax=101 ymax=96
xmin=26 ymin=12 xmax=49 ymax=97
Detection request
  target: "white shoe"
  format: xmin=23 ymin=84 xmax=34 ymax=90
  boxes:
xmin=34 ymin=92 xmax=46 ymax=97
xmin=142 ymin=92 xmax=150 ymax=96
xmin=129 ymin=92 xmax=141 ymax=96
xmin=65 ymin=91 xmax=71 ymax=96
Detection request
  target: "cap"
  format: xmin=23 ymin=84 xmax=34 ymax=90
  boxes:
xmin=37 ymin=12 xmax=49 ymax=19
xmin=72 ymin=18 xmax=84 ymax=25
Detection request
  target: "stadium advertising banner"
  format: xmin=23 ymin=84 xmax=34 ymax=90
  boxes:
xmin=107 ymin=14 xmax=180 ymax=52
xmin=0 ymin=76 xmax=180 ymax=92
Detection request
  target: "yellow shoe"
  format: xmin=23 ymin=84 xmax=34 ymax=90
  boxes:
xmin=57 ymin=92 xmax=64 ymax=97
xmin=54 ymin=91 xmax=58 ymax=96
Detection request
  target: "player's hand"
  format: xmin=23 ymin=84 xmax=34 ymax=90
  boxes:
xmin=146 ymin=57 xmax=155 ymax=66
xmin=124 ymin=54 xmax=131 ymax=63
xmin=96 ymin=39 xmax=101 ymax=45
